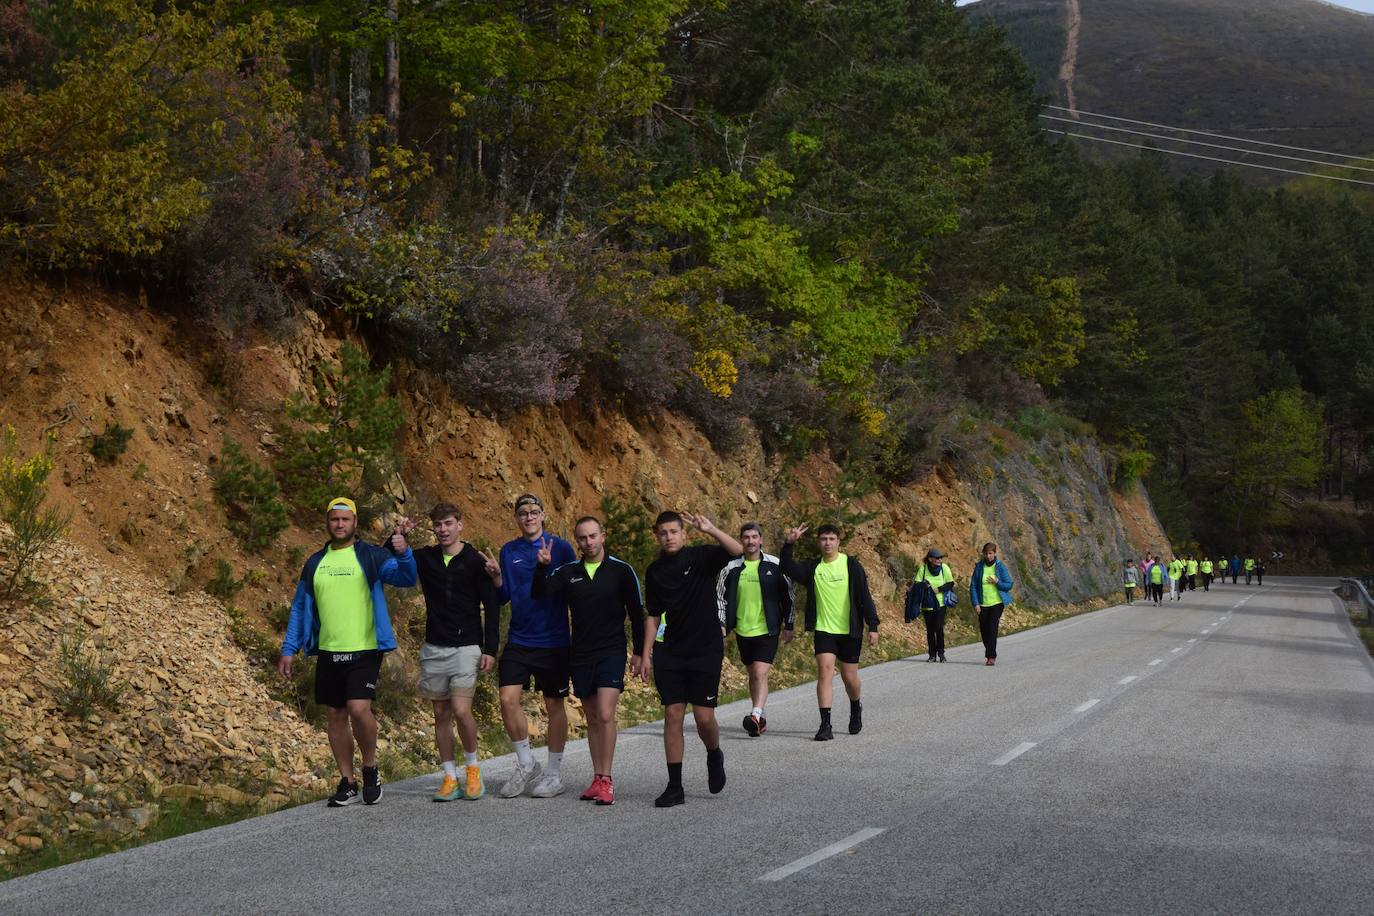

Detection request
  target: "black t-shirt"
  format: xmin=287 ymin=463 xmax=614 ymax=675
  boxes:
xmin=531 ymin=555 xmax=645 ymax=664
xmin=646 ymin=544 xmax=733 ymax=658
xmin=414 ymin=544 xmax=501 ymax=654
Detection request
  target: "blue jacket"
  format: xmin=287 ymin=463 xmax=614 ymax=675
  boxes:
xmin=281 ymin=540 xmax=417 ymax=657
xmin=969 ymin=558 xmax=1014 ymax=608
xmin=497 ymin=533 xmax=575 ymax=648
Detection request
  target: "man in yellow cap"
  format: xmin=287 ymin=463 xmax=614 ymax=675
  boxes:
xmin=279 ymin=497 xmax=417 ymax=806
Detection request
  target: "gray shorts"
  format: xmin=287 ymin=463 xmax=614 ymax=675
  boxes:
xmin=418 ymin=643 xmax=481 ymax=699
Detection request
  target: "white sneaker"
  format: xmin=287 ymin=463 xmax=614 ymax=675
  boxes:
xmin=528 ymin=773 xmax=565 ymax=798
xmin=499 ymin=761 xmax=542 ymax=798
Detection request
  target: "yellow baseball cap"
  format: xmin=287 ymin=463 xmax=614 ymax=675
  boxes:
xmin=326 ymin=496 xmax=357 ymax=516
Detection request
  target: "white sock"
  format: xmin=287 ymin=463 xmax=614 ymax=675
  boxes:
xmin=464 ymin=751 xmax=478 ymax=767
xmin=513 ymin=738 xmax=534 ymax=767
xmin=442 ymin=760 xmax=458 ymax=779
xmin=752 ymin=707 xmax=764 ymax=718
xmin=546 ymin=750 xmax=563 ymax=777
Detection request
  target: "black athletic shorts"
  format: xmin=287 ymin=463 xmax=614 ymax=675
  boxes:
xmin=654 ymin=653 xmax=723 ymax=707
xmin=498 ymin=644 xmax=571 ymax=698
xmin=314 ymin=650 xmax=383 ymax=709
xmin=570 ymin=654 xmax=625 ymax=700
xmin=736 ymin=633 xmax=780 ymax=666
xmin=813 ymin=631 xmax=863 ymax=665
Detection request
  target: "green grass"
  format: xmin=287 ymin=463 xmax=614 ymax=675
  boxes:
xmin=0 ymin=796 xmax=274 ymax=882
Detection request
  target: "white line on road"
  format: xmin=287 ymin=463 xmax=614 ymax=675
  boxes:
xmin=991 ymin=742 xmax=1037 ymax=766
xmin=1148 ymin=658 xmax=1163 ymax=666
xmin=1117 ymin=676 xmax=1137 ymax=685
xmin=1073 ymin=699 xmax=1100 ymax=713
xmin=1171 ymin=647 xmax=1184 ymax=653
xmin=1188 ymin=638 xmax=1198 ymax=643
xmin=759 ymin=828 xmax=888 ymax=881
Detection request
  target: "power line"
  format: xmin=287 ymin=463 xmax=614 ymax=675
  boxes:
xmin=1043 ymin=130 xmax=1374 ymax=187
xmin=1044 ymin=105 xmax=1374 ymax=165
xmin=1039 ymin=114 xmax=1374 ymax=175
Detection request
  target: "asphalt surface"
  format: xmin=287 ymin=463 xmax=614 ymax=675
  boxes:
xmin=4 ymin=577 xmax=1373 ymax=914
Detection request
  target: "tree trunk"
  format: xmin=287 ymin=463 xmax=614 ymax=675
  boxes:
xmin=349 ymin=37 xmax=371 ymax=180
xmin=383 ymin=0 xmax=400 ymax=146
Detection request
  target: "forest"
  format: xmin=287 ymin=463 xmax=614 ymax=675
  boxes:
xmin=2 ymin=0 xmax=1372 ymax=556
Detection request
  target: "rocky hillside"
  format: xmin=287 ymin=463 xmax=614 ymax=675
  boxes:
xmin=0 ymin=279 xmax=1167 ymax=859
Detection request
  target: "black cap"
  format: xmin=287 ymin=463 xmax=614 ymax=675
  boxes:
xmin=514 ymin=494 xmax=544 ymax=512
xmin=926 ymin=548 xmax=943 ymax=559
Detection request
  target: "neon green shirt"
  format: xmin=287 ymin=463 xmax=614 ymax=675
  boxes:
xmin=815 ymin=555 xmax=851 ymax=635
xmin=314 ymin=545 xmax=376 ymax=652
xmin=1187 ymin=559 xmax=1198 ymax=575
xmin=1150 ymin=564 xmax=1164 ymax=585
xmin=583 ymin=560 xmax=602 ymax=580
xmin=1244 ymin=558 xmax=1255 ymax=570
xmin=735 ymin=560 xmax=767 ymax=637
xmin=1168 ymin=560 xmax=1184 ymax=580
xmin=914 ymin=563 xmax=953 ymax=608
xmin=1201 ymin=560 xmax=1213 ymax=574
xmin=980 ymin=564 xmax=1001 ymax=607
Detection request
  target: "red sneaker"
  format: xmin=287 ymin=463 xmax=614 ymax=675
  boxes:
xmin=985 ymin=658 xmax=995 ymax=666
xmin=758 ymin=715 xmax=768 ymax=735
xmin=580 ymin=775 xmax=603 ymax=801
xmin=593 ymin=776 xmax=615 ymax=806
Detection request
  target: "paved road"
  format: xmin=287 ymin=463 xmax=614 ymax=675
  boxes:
xmin=5 ymin=578 xmax=1374 ymax=914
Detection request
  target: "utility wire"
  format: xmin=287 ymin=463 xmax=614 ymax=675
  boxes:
xmin=1043 ymin=130 xmax=1374 ymax=187
xmin=1044 ymin=105 xmax=1374 ymax=165
xmin=1039 ymin=114 xmax=1374 ymax=175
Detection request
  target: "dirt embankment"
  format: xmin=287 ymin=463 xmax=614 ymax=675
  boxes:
xmin=0 ymin=280 xmax=1168 ymax=856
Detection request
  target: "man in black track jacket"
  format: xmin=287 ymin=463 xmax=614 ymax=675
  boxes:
xmin=716 ymin=523 xmax=793 ymax=738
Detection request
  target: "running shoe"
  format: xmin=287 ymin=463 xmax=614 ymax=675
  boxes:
xmin=433 ymin=773 xmax=462 ymax=802
xmin=462 ymin=764 xmax=485 ymax=800
xmin=326 ymin=777 xmax=358 ymax=807
xmin=361 ymin=766 xmax=383 ymax=805
xmin=937 ymin=653 xmax=946 ymax=663
xmin=985 ymin=658 xmax=996 ymax=667
xmin=814 ymin=721 xmax=834 ymax=741
xmin=654 ymin=784 xmax=685 ymax=808
xmin=593 ymin=776 xmax=615 ymax=806
xmin=707 ymin=748 xmax=726 ymax=794
xmin=500 ymin=761 xmax=542 ymax=799
xmin=848 ymin=700 xmax=863 ymax=735
xmin=743 ymin=714 xmax=761 ymax=737
xmin=529 ymin=773 xmax=566 ymax=798
xmin=757 ymin=715 xmax=768 ymax=734
xmin=580 ymin=775 xmax=604 ymax=801
xmin=926 ymin=655 xmax=937 ymax=663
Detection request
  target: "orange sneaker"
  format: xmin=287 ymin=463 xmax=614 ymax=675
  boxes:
xmin=463 ymin=764 xmax=485 ymax=800
xmin=433 ymin=773 xmax=461 ymax=802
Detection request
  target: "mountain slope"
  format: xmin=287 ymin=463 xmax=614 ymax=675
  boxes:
xmin=966 ymin=0 xmax=1374 ymax=175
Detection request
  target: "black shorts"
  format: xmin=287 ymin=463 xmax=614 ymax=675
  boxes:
xmin=654 ymin=653 xmax=723 ymax=707
xmin=813 ymin=631 xmax=862 ymax=665
xmin=736 ymin=633 xmax=779 ymax=666
xmin=498 ymin=644 xmax=571 ymax=698
xmin=570 ymin=655 xmax=625 ymax=700
xmin=314 ymin=650 xmax=383 ymax=709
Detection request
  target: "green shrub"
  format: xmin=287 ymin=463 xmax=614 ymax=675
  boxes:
xmin=58 ymin=630 xmax=124 ymax=719
xmin=0 ymin=426 xmax=72 ymax=595
xmin=90 ymin=422 xmax=134 ymax=464
xmin=213 ymin=439 xmax=289 ymax=552
xmin=599 ymin=493 xmax=659 ymax=578
xmin=1115 ymin=448 xmax=1156 ymax=494
xmin=205 ymin=559 xmax=246 ymax=600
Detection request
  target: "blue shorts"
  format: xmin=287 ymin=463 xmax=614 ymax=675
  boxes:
xmin=570 ymin=655 xmax=625 ymax=699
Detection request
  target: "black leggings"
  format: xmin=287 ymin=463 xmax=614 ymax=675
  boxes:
xmin=924 ymin=606 xmax=948 ymax=657
xmin=979 ymin=604 xmax=1004 ymax=659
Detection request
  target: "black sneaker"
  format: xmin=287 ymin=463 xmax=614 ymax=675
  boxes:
xmin=926 ymin=656 xmax=937 ymax=663
xmin=742 ymin=714 xmax=761 ymax=737
xmin=327 ymin=777 xmax=358 ymax=807
xmin=707 ymin=748 xmax=726 ymax=794
xmin=814 ymin=721 xmax=834 ymax=741
xmin=361 ymin=766 xmax=383 ymax=805
xmin=937 ymin=653 xmax=946 ymax=663
xmin=849 ymin=700 xmax=863 ymax=735
xmin=654 ymin=784 xmax=685 ymax=808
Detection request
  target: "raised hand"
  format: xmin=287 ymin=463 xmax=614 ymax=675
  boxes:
xmin=479 ymin=547 xmax=501 ymax=581
xmin=682 ymin=512 xmax=713 ymax=532
xmin=536 ymin=535 xmax=553 ymax=566
xmin=784 ymin=525 xmax=809 ymax=544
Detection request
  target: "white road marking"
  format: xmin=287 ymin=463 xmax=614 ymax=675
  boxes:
xmin=991 ymin=742 xmax=1037 ymax=766
xmin=1188 ymin=638 xmax=1198 ymax=644
xmin=1148 ymin=659 xmax=1163 ymax=666
xmin=760 ymin=828 xmax=888 ymax=881
xmin=1171 ymin=647 xmax=1184 ymax=653
xmin=1117 ymin=676 xmax=1137 ymax=685
xmin=1074 ymin=699 xmax=1100 ymax=713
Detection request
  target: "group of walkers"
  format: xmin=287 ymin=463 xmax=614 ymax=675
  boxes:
xmin=903 ymin=543 xmax=1014 ymax=667
xmin=280 ymin=494 xmax=900 ymax=809
xmin=1121 ymin=552 xmax=1267 ymax=606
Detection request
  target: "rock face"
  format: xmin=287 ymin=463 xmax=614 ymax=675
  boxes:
xmin=0 ymin=279 xmax=1170 ymax=858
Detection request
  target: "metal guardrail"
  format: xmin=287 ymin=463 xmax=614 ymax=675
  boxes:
xmin=1338 ymin=577 xmax=1374 ymax=626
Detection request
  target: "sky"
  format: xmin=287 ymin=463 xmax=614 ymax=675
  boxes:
xmin=956 ymin=0 xmax=1374 ymax=10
